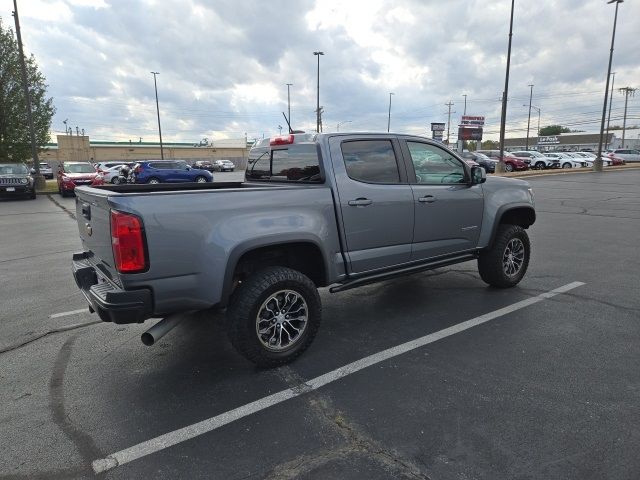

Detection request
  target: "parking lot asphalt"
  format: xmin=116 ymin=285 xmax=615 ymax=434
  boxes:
xmin=1 ymin=170 xmax=639 ymax=479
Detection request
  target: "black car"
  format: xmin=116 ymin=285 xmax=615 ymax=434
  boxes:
xmin=0 ymin=163 xmax=36 ymax=199
xmin=460 ymin=151 xmax=498 ymax=173
xmin=192 ymin=160 xmax=216 ymax=172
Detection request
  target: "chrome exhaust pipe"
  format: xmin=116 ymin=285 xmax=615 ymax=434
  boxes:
xmin=141 ymin=315 xmax=183 ymax=346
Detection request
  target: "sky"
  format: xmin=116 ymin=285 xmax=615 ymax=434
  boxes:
xmin=2 ymin=0 xmax=639 ymax=144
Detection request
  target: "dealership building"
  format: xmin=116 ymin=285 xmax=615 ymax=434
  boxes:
xmin=38 ymin=135 xmax=250 ymax=171
xmin=503 ymin=131 xmax=640 ymax=152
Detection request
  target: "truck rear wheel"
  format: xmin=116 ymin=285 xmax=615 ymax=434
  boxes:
xmin=226 ymin=266 xmax=321 ymax=367
xmin=478 ymin=224 xmax=530 ymax=288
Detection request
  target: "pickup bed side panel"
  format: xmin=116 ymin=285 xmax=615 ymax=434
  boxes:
xmin=108 ymin=187 xmax=342 ymax=315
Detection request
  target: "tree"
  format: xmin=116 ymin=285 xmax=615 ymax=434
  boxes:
xmin=481 ymin=140 xmax=499 ymax=149
xmin=538 ymin=125 xmax=571 ymax=136
xmin=0 ymin=18 xmax=55 ymax=163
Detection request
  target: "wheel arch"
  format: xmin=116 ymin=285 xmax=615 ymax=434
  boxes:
xmin=487 ymin=205 xmax=536 ymax=248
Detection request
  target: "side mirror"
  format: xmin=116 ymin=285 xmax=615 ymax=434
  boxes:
xmin=30 ymin=168 xmax=36 ymax=175
xmin=471 ymin=166 xmax=486 ymax=184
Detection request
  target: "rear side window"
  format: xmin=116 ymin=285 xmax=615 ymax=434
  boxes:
xmin=341 ymin=140 xmax=400 ymax=183
xmin=246 ymin=144 xmax=322 ymax=182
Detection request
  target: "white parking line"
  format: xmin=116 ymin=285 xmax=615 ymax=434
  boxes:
xmin=49 ymin=308 xmax=88 ymax=319
xmin=92 ymin=281 xmax=585 ymax=474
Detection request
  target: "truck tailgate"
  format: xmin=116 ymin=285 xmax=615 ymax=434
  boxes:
xmin=74 ymin=187 xmax=117 ymax=275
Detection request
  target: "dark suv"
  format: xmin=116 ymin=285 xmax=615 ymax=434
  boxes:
xmin=192 ymin=160 xmax=216 ymax=172
xmin=0 ymin=163 xmax=36 ymax=199
xmin=133 ymin=160 xmax=213 ymax=184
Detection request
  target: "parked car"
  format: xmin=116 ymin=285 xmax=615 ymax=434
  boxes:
xmin=214 ymin=159 xmax=235 ymax=172
xmin=476 ymin=150 xmax=528 ymax=172
xmin=95 ymin=161 xmax=130 ymax=174
xmin=460 ymin=151 xmax=498 ymax=173
xmin=101 ymin=164 xmax=127 ymax=184
xmin=608 ymin=155 xmax=626 ymax=166
xmin=545 ymin=153 xmax=588 ymax=169
xmin=72 ymin=132 xmax=536 ymax=367
xmin=132 ymin=160 xmax=214 ymax=184
xmin=608 ymin=149 xmax=640 ymax=162
xmin=39 ymin=162 xmax=54 ymax=179
xmin=0 ymin=163 xmax=36 ymax=199
xmin=192 ymin=160 xmax=216 ymax=172
xmin=57 ymin=162 xmax=103 ymax=196
xmin=511 ymin=151 xmax=560 ymax=170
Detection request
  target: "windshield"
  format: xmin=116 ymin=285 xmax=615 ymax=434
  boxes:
xmin=0 ymin=163 xmax=28 ymax=174
xmin=65 ymin=163 xmax=96 ymax=173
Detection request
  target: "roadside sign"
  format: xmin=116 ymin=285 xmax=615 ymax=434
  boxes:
xmin=460 ymin=116 xmax=485 ymax=128
xmin=538 ymin=135 xmax=560 ymax=145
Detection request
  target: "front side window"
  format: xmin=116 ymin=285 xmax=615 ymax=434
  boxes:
xmin=407 ymin=142 xmax=466 ymax=184
xmin=341 ymin=140 xmax=400 ymax=183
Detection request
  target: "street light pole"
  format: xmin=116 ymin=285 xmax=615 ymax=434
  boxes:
xmin=313 ymin=51 xmax=324 ymax=133
xmin=595 ymin=0 xmax=623 ymax=172
xmin=525 ymin=84 xmax=534 ymax=150
xmin=605 ymin=72 xmax=615 ymax=150
xmin=498 ymin=0 xmax=515 ymax=173
xmin=462 ymin=94 xmax=467 ymax=116
xmin=12 ymin=0 xmax=44 ymax=188
xmin=150 ymin=71 xmax=164 ymax=159
xmin=387 ymin=92 xmax=394 ymax=132
xmin=286 ymin=83 xmax=293 ymax=127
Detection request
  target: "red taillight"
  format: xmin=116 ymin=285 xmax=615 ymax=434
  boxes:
xmin=270 ymin=134 xmax=294 ymax=146
xmin=110 ymin=210 xmax=147 ymax=273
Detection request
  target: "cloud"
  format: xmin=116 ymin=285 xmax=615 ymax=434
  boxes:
xmin=2 ymin=0 xmax=638 ymax=142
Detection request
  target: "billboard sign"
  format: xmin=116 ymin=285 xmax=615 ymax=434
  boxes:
xmin=430 ymin=122 xmax=445 ymax=132
xmin=458 ymin=127 xmax=483 ymax=141
xmin=460 ymin=116 xmax=485 ymax=128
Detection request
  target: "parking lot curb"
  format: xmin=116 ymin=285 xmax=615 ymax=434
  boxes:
xmin=498 ymin=165 xmax=640 ymax=180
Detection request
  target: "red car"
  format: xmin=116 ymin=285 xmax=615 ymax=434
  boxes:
xmin=476 ymin=150 xmax=529 ymax=172
xmin=57 ymin=162 xmax=104 ymax=197
xmin=607 ymin=155 xmax=626 ymax=166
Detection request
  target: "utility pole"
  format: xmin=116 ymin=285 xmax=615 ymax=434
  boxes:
xmin=313 ymin=51 xmax=324 ymax=133
xmin=387 ymin=92 xmax=394 ymax=132
xmin=498 ymin=0 xmax=515 ymax=174
xmin=150 ymin=72 xmax=164 ymax=159
xmin=605 ymin=72 xmax=616 ymax=150
xmin=596 ymin=0 xmax=623 ymax=172
xmin=12 ymin=0 xmax=44 ymax=188
xmin=278 ymin=125 xmax=282 ymax=135
xmin=530 ymin=105 xmax=541 ymax=141
xmin=445 ymin=101 xmax=455 ymax=146
xmin=618 ymin=87 xmax=636 ymax=148
xmin=286 ymin=83 xmax=293 ymax=127
xmin=462 ymin=94 xmax=467 ymax=115
xmin=525 ymin=84 xmax=534 ymax=150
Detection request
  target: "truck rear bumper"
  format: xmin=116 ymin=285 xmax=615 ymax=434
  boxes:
xmin=72 ymin=251 xmax=153 ymax=324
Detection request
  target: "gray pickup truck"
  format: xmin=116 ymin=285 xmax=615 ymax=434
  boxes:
xmin=72 ymin=133 xmax=535 ymax=367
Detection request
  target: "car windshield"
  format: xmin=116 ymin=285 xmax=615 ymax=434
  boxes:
xmin=65 ymin=163 xmax=96 ymax=173
xmin=0 ymin=163 xmax=28 ymax=174
xmin=475 ymin=153 xmax=491 ymax=160
xmin=40 ymin=163 xmax=50 ymax=167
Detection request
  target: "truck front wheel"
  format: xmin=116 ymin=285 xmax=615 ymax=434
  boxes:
xmin=226 ymin=266 xmax=321 ymax=367
xmin=478 ymin=224 xmax=530 ymax=288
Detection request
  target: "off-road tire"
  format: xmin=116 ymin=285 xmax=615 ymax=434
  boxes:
xmin=226 ymin=266 xmax=321 ymax=368
xmin=478 ymin=224 xmax=530 ymax=288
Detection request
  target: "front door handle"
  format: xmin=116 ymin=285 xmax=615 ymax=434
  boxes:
xmin=348 ymin=198 xmax=373 ymax=207
xmin=418 ymin=195 xmax=436 ymax=203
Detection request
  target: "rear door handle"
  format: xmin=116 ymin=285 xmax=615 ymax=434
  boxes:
xmin=418 ymin=195 xmax=436 ymax=203
xmin=348 ymin=198 xmax=373 ymax=207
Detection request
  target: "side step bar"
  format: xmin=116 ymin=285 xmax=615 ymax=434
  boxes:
xmin=329 ymin=253 xmax=478 ymax=293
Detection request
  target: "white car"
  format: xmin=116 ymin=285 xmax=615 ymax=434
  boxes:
xmin=39 ymin=162 xmax=53 ymax=179
xmin=609 ymin=149 xmax=640 ymax=162
xmin=102 ymin=164 xmax=127 ymax=184
xmin=544 ymin=153 xmax=587 ymax=169
xmin=511 ymin=150 xmax=560 ymax=170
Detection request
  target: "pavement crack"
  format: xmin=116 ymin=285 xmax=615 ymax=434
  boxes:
xmin=0 ymin=321 xmax=102 ymax=355
xmin=46 ymin=194 xmax=76 ymax=220
xmin=49 ymin=335 xmax=104 ymax=474
xmin=265 ymin=366 xmax=430 ymax=480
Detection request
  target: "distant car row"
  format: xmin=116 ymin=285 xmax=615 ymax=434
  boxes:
xmin=461 ymin=149 xmax=629 ymax=173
